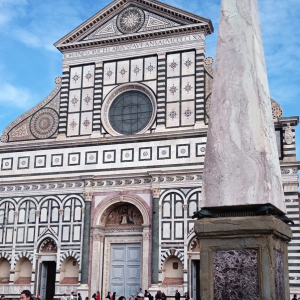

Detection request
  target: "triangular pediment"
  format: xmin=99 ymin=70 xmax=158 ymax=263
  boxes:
xmin=54 ymin=0 xmax=213 ymax=51
xmin=83 ymin=8 xmax=182 ymax=41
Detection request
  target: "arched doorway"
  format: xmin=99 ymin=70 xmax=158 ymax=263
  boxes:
xmin=162 ymin=256 xmax=184 ymax=286
xmin=38 ymin=238 xmax=57 ymax=300
xmin=60 ymin=256 xmax=79 ymax=284
xmin=92 ymin=196 xmax=150 ymax=299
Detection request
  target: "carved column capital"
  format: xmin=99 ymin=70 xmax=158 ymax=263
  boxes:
xmin=35 ymin=210 xmax=40 ymax=216
xmin=152 ymin=188 xmax=161 ymax=198
xmin=14 ymin=211 xmax=19 ymax=217
xmin=59 ymin=209 xmax=64 ymax=216
xmin=83 ymin=191 xmax=94 ymax=201
xmin=183 ymin=204 xmax=188 ymax=211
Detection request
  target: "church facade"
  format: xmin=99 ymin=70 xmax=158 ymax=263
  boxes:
xmin=0 ymin=0 xmax=299 ymax=299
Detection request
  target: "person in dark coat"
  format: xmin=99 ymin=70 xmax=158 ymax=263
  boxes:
xmin=175 ymin=290 xmax=180 ymax=300
xmin=184 ymin=292 xmax=189 ymax=300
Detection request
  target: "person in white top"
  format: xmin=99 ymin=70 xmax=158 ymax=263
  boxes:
xmin=70 ymin=292 xmax=74 ymax=300
xmin=61 ymin=294 xmax=67 ymax=300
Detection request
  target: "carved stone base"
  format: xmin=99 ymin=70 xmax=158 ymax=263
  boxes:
xmin=194 ymin=215 xmax=292 ymax=300
xmin=77 ymin=284 xmax=90 ymax=299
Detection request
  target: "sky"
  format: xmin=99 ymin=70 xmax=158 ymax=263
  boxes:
xmin=0 ymin=0 xmax=299 ymax=160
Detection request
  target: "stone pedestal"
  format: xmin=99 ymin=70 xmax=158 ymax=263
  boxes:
xmin=194 ymin=216 xmax=292 ymax=300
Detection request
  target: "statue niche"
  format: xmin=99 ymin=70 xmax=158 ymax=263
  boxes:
xmin=106 ymin=204 xmax=143 ymax=226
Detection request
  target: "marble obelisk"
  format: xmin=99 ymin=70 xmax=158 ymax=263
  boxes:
xmin=194 ymin=0 xmax=292 ymax=299
xmin=202 ymin=0 xmax=286 ymax=213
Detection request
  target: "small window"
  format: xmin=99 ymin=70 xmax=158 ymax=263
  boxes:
xmin=73 ymin=260 xmax=76 ymax=266
xmin=173 ymin=262 xmax=178 ymax=269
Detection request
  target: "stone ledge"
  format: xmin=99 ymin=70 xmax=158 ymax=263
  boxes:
xmin=194 ymin=215 xmax=292 ymax=241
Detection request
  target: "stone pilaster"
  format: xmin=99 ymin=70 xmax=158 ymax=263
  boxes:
xmin=57 ymin=65 xmax=70 ymax=137
xmin=151 ymin=188 xmax=160 ymax=286
xmin=156 ymin=53 xmax=166 ymax=131
xmin=93 ymin=61 xmax=103 ymax=135
xmin=78 ymin=190 xmax=93 ymax=298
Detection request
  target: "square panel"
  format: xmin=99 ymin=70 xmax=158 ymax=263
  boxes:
xmin=68 ymin=153 xmax=80 ymax=166
xmin=174 ymin=221 xmax=184 ymax=239
xmin=167 ymin=53 xmax=180 ymax=77
xmin=70 ymin=66 xmax=82 ymax=89
xmin=181 ymin=101 xmax=195 ymax=126
xmin=162 ymin=222 xmax=171 ymax=239
xmin=51 ymin=154 xmax=63 ymax=167
xmin=82 ymin=64 xmax=95 ymax=88
xmin=103 ymin=62 xmax=116 ymax=85
xmin=196 ymin=143 xmax=206 ymax=157
xmin=182 ymin=51 xmax=195 ymax=76
xmin=67 ymin=113 xmax=80 ymax=136
xmin=130 ymin=58 xmax=143 ymax=82
xmin=1 ymin=157 xmax=13 ymax=171
xmin=85 ymin=151 xmax=98 ymax=165
xmin=166 ymin=102 xmax=180 ymax=128
xmin=18 ymin=156 xmax=30 ymax=169
xmin=157 ymin=146 xmax=171 ymax=160
xmin=68 ymin=90 xmax=81 ymax=112
xmin=176 ymin=144 xmax=190 ymax=158
xmin=144 ymin=56 xmax=157 ymax=80
xmin=167 ymin=78 xmax=180 ymax=102
xmin=117 ymin=60 xmax=130 ymax=83
xmin=103 ymin=150 xmax=116 ymax=163
xmin=139 ymin=147 xmax=152 ymax=161
xmin=80 ymin=111 xmax=93 ymax=135
xmin=81 ymin=88 xmax=94 ymax=111
xmin=34 ymin=155 xmax=46 ymax=168
xmin=182 ymin=76 xmax=195 ymax=100
xmin=121 ymin=149 xmax=134 ymax=162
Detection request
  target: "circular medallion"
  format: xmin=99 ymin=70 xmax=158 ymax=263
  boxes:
xmin=102 ymin=83 xmax=157 ymax=136
xmin=30 ymin=108 xmax=59 ymax=139
xmin=117 ymin=7 xmax=145 ymax=34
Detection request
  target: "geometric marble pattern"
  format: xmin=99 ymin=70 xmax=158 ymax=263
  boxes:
xmin=35 ymin=155 xmax=46 ymax=168
xmin=1 ymin=158 xmax=13 ymax=171
xmin=18 ymin=157 xmax=30 ymax=169
xmin=176 ymin=145 xmax=189 ymax=158
xmin=213 ymin=250 xmax=259 ymax=300
xmin=85 ymin=151 xmax=98 ymax=165
xmin=51 ymin=154 xmax=63 ymax=167
xmin=157 ymin=146 xmax=171 ymax=160
xmin=121 ymin=149 xmax=134 ymax=162
xmin=139 ymin=147 xmax=152 ymax=161
xmin=103 ymin=150 xmax=116 ymax=163
xmin=68 ymin=153 xmax=80 ymax=166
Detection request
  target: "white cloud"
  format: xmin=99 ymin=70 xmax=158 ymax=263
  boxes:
xmin=0 ymin=83 xmax=36 ymax=109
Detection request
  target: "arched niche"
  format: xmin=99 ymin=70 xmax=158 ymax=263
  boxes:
xmin=93 ymin=195 xmax=150 ymax=227
xmin=0 ymin=258 xmax=10 ymax=283
xmin=14 ymin=257 xmax=32 ymax=284
xmin=39 ymin=238 xmax=58 ymax=254
xmin=60 ymin=256 xmax=79 ymax=284
xmin=162 ymin=255 xmax=184 ymax=285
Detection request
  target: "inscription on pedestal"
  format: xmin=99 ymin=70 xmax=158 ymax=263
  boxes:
xmin=275 ymin=251 xmax=285 ymax=299
xmin=213 ymin=250 xmax=259 ymax=300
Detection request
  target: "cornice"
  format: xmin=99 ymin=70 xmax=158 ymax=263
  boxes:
xmin=57 ymin=24 xmax=207 ymax=53
xmin=0 ymin=127 xmax=208 ymax=153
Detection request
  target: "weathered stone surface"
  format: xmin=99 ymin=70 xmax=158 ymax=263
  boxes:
xmin=202 ymin=0 xmax=286 ymax=213
xmin=194 ymin=216 xmax=292 ymax=300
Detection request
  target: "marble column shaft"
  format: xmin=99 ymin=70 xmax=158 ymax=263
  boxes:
xmin=202 ymin=0 xmax=286 ymax=213
xmin=151 ymin=189 xmax=160 ymax=284
xmin=81 ymin=200 xmax=91 ymax=284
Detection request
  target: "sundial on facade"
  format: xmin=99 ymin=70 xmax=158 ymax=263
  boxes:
xmin=117 ymin=6 xmax=145 ymax=33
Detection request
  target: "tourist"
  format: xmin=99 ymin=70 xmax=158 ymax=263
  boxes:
xmin=111 ymin=292 xmax=116 ymax=300
xmin=78 ymin=293 xmax=82 ymax=300
xmin=175 ymin=290 xmax=180 ymax=300
xmin=85 ymin=297 xmax=89 ymax=300
xmin=138 ymin=289 xmax=143 ymax=295
xmin=144 ymin=291 xmax=152 ymax=300
xmin=70 ymin=292 xmax=75 ymax=300
xmin=184 ymin=292 xmax=189 ymax=300
xmin=61 ymin=294 xmax=67 ymax=300
xmin=96 ymin=291 xmax=100 ymax=300
xmin=0 ymin=295 xmax=5 ymax=300
xmin=161 ymin=293 xmax=166 ymax=300
xmin=20 ymin=290 xmax=33 ymax=300
xmin=118 ymin=297 xmax=125 ymax=300
xmin=91 ymin=293 xmax=97 ymax=300
xmin=129 ymin=294 xmax=135 ymax=300
xmin=292 ymin=295 xmax=297 ymax=300
xmin=155 ymin=291 xmax=162 ymax=300
xmin=105 ymin=292 xmax=111 ymax=300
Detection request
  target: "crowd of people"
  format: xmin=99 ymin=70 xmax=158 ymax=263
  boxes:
xmin=3 ymin=288 xmax=190 ymax=300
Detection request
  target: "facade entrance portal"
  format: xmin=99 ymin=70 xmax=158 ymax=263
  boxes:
xmin=110 ymin=244 xmax=141 ymax=298
xmin=40 ymin=261 xmax=56 ymax=300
